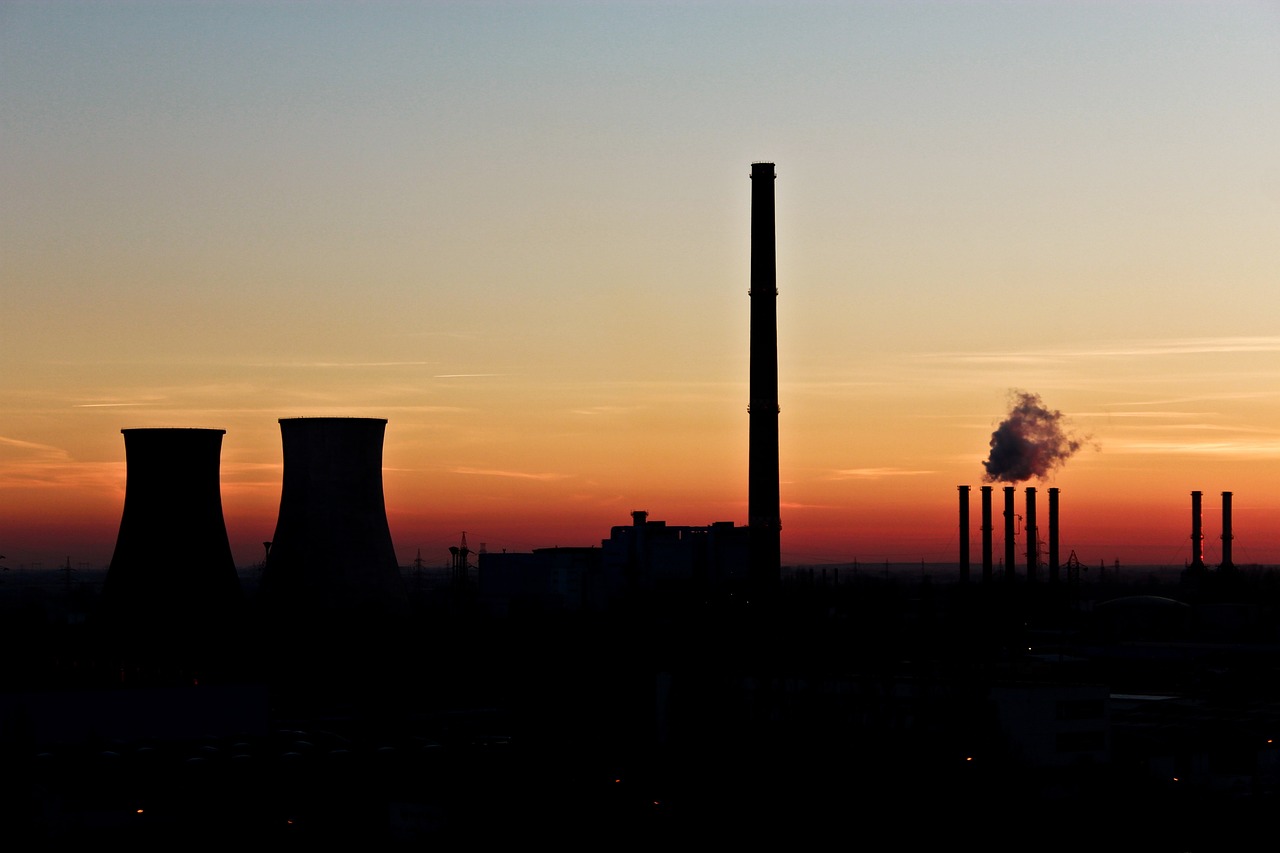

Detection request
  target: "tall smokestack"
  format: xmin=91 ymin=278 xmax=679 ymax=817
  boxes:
xmin=1189 ymin=490 xmax=1206 ymax=572
xmin=958 ymin=486 xmax=970 ymax=582
xmin=260 ymin=418 xmax=407 ymax=629
xmin=1220 ymin=490 xmax=1234 ymax=571
xmin=981 ymin=486 xmax=993 ymax=583
xmin=748 ymin=162 xmax=781 ymax=590
xmin=1003 ymin=486 xmax=1016 ymax=580
xmin=1025 ymin=487 xmax=1037 ymax=581
xmin=1048 ymin=487 xmax=1060 ymax=583
xmin=102 ymin=428 xmax=244 ymax=666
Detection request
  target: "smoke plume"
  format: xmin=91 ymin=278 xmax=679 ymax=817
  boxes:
xmin=982 ymin=390 xmax=1084 ymax=483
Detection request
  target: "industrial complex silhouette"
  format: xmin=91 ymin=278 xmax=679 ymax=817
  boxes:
xmin=4 ymin=165 xmax=1280 ymax=848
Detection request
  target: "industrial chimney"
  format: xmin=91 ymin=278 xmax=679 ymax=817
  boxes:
xmin=748 ymin=162 xmax=781 ymax=590
xmin=1003 ymin=486 xmax=1016 ymax=580
xmin=259 ymin=418 xmax=407 ymax=628
xmin=958 ymin=485 xmax=970 ymax=582
xmin=101 ymin=428 xmax=244 ymax=666
xmin=981 ymin=485 xmax=993 ymax=582
xmin=1220 ymin=490 xmax=1235 ymax=571
xmin=1189 ymin=490 xmax=1206 ymax=572
xmin=1048 ymin=487 xmax=1060 ymax=583
xmin=1025 ymin=487 xmax=1037 ymax=582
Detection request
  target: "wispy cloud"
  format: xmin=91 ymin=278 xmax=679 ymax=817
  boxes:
xmin=571 ymin=405 xmax=636 ymax=416
xmin=1107 ymin=392 xmax=1278 ymax=407
xmin=0 ymin=436 xmax=68 ymax=455
xmin=283 ymin=361 xmax=439 ymax=368
xmin=918 ymin=353 xmax=1068 ymax=366
xmin=1073 ymin=410 xmax=1209 ymax=419
xmin=919 ymin=336 xmax=1280 ymax=365
xmin=0 ymin=436 xmax=119 ymax=490
xmin=781 ymin=500 xmax=845 ymax=510
xmin=1157 ymin=423 xmax=1280 ymax=434
xmin=1111 ymin=440 xmax=1280 ymax=458
xmin=828 ymin=467 xmax=934 ymax=480
xmin=450 ymin=467 xmax=571 ymax=481
xmin=1090 ymin=337 xmax=1280 ymax=357
xmin=71 ymin=402 xmax=149 ymax=408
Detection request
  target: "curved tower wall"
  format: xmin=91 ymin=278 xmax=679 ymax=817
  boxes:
xmin=102 ymin=428 xmax=242 ymax=646
xmin=260 ymin=417 xmax=406 ymax=621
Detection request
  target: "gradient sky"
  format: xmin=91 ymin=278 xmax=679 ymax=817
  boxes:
xmin=3 ymin=1 xmax=1279 ymax=571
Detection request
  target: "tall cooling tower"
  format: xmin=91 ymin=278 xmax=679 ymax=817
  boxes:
xmin=260 ymin=418 xmax=406 ymax=625
xmin=102 ymin=428 xmax=243 ymax=659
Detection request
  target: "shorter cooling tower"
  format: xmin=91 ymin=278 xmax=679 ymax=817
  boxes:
xmin=259 ymin=418 xmax=406 ymax=626
xmin=101 ymin=428 xmax=244 ymax=662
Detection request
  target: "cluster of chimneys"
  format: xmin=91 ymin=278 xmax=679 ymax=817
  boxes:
xmin=1187 ymin=489 xmax=1235 ymax=572
xmin=957 ymin=485 xmax=1063 ymax=583
xmin=956 ymin=486 xmax=1236 ymax=581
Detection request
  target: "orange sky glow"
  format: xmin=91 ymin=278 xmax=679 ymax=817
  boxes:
xmin=3 ymin=3 xmax=1279 ymax=572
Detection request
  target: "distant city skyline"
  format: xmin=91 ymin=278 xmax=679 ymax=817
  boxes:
xmin=3 ymin=2 xmax=1279 ymax=569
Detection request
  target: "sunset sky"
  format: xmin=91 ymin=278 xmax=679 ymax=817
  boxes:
xmin=3 ymin=2 xmax=1279 ymax=572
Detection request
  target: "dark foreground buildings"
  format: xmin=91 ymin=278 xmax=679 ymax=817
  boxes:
xmin=10 ymin=542 xmax=1280 ymax=847
xmin=5 ymin=164 xmax=1280 ymax=847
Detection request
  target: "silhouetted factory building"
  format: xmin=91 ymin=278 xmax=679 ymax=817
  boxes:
xmin=604 ymin=510 xmax=748 ymax=594
xmin=478 ymin=546 xmax=604 ymax=616
xmin=477 ymin=511 xmax=749 ymax=614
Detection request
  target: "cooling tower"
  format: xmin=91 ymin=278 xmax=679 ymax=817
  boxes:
xmin=101 ymin=428 xmax=243 ymax=661
xmin=259 ymin=417 xmax=406 ymax=624
xmin=748 ymin=162 xmax=781 ymax=589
